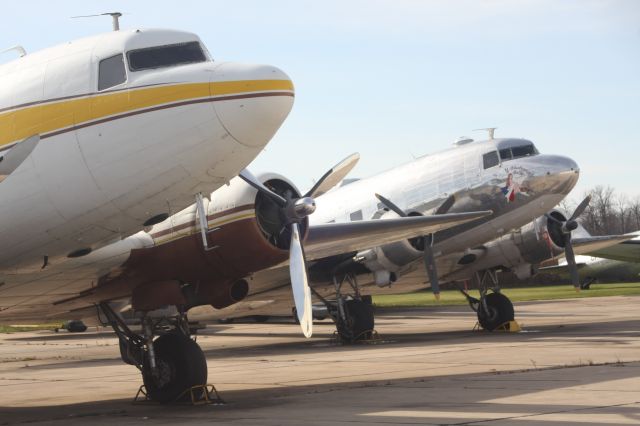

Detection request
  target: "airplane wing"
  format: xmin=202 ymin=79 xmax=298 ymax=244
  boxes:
xmin=582 ymin=237 xmax=640 ymax=263
xmin=538 ymin=262 xmax=588 ymax=275
xmin=304 ymin=211 xmax=492 ymax=260
xmin=571 ymin=235 xmax=637 ymax=258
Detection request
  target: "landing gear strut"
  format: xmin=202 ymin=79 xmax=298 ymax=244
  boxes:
xmin=313 ymin=273 xmax=375 ymax=343
xmin=458 ymin=270 xmax=514 ymax=331
xmin=99 ymin=303 xmax=208 ymax=403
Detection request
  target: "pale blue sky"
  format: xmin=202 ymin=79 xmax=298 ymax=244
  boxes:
xmin=2 ymin=1 xmax=639 ymax=202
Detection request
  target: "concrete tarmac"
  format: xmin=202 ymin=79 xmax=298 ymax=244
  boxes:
xmin=0 ymin=295 xmax=638 ymax=425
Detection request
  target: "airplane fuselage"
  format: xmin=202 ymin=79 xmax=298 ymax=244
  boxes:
xmin=0 ymin=28 xmax=294 ymax=272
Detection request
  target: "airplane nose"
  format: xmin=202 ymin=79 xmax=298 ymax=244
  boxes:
xmin=524 ymin=155 xmax=580 ymax=195
xmin=211 ymin=63 xmax=294 ymax=148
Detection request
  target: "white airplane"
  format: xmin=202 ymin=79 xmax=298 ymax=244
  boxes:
xmin=0 ymin=25 xmax=294 ymax=273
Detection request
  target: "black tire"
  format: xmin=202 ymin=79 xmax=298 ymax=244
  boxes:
xmin=67 ymin=320 xmax=88 ymax=333
xmin=142 ymin=332 xmax=208 ymax=404
xmin=477 ymin=292 xmax=514 ymax=331
xmin=337 ymin=300 xmax=375 ymax=342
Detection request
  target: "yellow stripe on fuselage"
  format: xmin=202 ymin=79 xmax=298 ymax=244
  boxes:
xmin=0 ymin=79 xmax=294 ymax=147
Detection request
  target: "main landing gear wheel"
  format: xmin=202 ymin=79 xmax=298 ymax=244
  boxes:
xmin=142 ymin=332 xmax=208 ymax=404
xmin=336 ymin=298 xmax=375 ymax=343
xmin=477 ymin=292 xmax=514 ymax=331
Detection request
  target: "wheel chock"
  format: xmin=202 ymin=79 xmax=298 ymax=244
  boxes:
xmin=473 ymin=320 xmax=522 ymax=332
xmin=133 ymin=384 xmax=225 ymax=406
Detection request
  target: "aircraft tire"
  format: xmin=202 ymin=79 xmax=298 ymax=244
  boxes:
xmin=477 ymin=292 xmax=514 ymax=331
xmin=338 ymin=299 xmax=375 ymax=342
xmin=142 ymin=332 xmax=208 ymax=404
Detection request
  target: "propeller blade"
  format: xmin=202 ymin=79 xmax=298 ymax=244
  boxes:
xmin=564 ymin=235 xmax=580 ymax=291
xmin=569 ymin=195 xmax=591 ymax=222
xmin=423 ymin=243 xmax=440 ymax=300
xmin=239 ymin=169 xmax=287 ymax=207
xmin=304 ymin=153 xmax=360 ymax=198
xmin=289 ymin=223 xmax=313 ymax=337
xmin=374 ymin=193 xmax=408 ymax=217
xmin=434 ymin=194 xmax=456 ymax=215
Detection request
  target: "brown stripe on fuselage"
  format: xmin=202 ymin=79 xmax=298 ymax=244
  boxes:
xmin=40 ymin=91 xmax=294 ymax=140
xmin=149 ymin=204 xmax=255 ymax=239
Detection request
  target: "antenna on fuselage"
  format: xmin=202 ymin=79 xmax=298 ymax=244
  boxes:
xmin=474 ymin=127 xmax=497 ymax=140
xmin=71 ymin=12 xmax=123 ymax=31
xmin=0 ymin=45 xmax=27 ymax=58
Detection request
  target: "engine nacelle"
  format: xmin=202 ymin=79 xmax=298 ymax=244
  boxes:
xmin=515 ymin=210 xmax=568 ymax=264
xmin=358 ymin=210 xmax=424 ymax=286
xmin=445 ymin=209 xmax=568 ymax=282
xmin=209 ymin=172 xmax=309 ymax=250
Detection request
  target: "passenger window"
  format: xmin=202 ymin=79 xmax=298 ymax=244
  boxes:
xmin=127 ymin=42 xmax=206 ymax=71
xmin=350 ymin=210 xmax=363 ymax=221
xmin=98 ymin=54 xmax=126 ymax=91
xmin=483 ymin=151 xmax=500 ymax=169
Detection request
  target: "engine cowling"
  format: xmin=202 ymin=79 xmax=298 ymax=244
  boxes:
xmin=359 ymin=210 xmax=425 ymax=286
xmin=445 ymin=209 xmax=568 ymax=282
xmin=253 ymin=174 xmax=309 ymax=250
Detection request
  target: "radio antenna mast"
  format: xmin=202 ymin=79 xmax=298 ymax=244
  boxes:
xmin=71 ymin=12 xmax=123 ymax=31
xmin=474 ymin=127 xmax=497 ymax=140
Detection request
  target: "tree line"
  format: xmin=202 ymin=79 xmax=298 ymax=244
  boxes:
xmin=561 ymin=185 xmax=640 ymax=236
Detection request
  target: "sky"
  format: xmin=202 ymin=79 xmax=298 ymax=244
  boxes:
xmin=2 ymin=0 xmax=639 ymax=204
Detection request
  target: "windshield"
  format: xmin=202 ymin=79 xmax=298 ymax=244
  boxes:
xmin=499 ymin=143 xmax=539 ymax=161
xmin=127 ymin=41 xmax=206 ymax=71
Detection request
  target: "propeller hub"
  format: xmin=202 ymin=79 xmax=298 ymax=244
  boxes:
xmin=562 ymin=220 xmax=578 ymax=233
xmin=293 ymin=197 xmax=316 ymax=218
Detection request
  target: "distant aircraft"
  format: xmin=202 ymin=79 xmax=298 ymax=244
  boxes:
xmin=539 ymin=235 xmax=640 ymax=288
xmin=0 ymin=26 xmax=294 ymax=272
xmin=190 ymin=135 xmax=580 ymax=335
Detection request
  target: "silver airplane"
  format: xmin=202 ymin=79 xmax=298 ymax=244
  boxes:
xmin=190 ymin=134 xmax=580 ymax=337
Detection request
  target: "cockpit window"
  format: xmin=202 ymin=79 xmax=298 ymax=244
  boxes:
xmin=499 ymin=148 xmax=512 ymax=161
xmin=127 ymin=42 xmax=206 ymax=72
xmin=98 ymin=54 xmax=126 ymax=91
xmin=500 ymin=143 xmax=539 ymax=162
xmin=483 ymin=151 xmax=500 ymax=169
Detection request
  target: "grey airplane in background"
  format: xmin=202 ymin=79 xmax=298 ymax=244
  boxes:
xmin=192 ymin=133 xmax=581 ymax=338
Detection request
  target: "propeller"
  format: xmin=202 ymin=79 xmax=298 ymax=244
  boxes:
xmin=374 ymin=193 xmax=456 ymax=300
xmin=544 ymin=195 xmax=591 ymax=291
xmin=239 ymin=153 xmax=360 ymax=337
